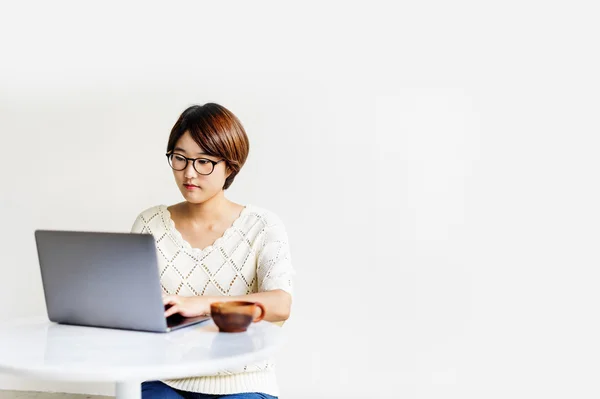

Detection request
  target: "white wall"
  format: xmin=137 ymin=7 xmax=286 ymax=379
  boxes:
xmin=1 ymin=1 xmax=599 ymax=398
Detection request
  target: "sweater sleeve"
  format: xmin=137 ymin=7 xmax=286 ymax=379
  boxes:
xmin=131 ymin=214 xmax=146 ymax=234
xmin=256 ymin=217 xmax=294 ymax=295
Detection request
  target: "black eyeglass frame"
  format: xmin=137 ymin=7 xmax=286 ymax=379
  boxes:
xmin=165 ymin=152 xmax=224 ymax=175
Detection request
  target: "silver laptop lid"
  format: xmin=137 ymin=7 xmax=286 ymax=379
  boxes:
xmin=34 ymin=230 xmax=168 ymax=333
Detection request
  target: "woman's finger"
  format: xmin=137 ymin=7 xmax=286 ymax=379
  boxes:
xmin=164 ymin=304 xmax=179 ymax=318
xmin=163 ymin=295 xmax=178 ymax=306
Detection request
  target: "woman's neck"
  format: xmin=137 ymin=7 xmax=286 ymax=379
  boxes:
xmin=182 ymin=191 xmax=234 ymax=225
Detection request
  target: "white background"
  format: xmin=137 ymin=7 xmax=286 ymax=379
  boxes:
xmin=1 ymin=1 xmax=599 ymax=398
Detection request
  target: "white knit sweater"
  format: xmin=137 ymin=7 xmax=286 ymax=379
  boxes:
xmin=131 ymin=204 xmax=294 ymax=396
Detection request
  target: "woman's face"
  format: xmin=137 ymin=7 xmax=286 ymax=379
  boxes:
xmin=171 ymin=131 xmax=229 ymax=204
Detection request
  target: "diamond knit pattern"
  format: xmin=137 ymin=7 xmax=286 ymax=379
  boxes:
xmin=131 ymin=205 xmax=293 ymax=299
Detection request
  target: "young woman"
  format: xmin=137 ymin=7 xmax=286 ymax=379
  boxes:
xmin=131 ymin=103 xmax=294 ymax=399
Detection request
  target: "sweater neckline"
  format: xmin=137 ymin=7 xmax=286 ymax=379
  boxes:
xmin=160 ymin=204 xmax=250 ymax=255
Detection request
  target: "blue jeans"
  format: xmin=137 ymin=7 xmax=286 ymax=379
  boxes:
xmin=141 ymin=380 xmax=278 ymax=399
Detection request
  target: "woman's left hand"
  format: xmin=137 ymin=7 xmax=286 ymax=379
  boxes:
xmin=163 ymin=295 xmax=211 ymax=318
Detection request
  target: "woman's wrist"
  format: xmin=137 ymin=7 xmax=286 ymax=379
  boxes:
xmin=194 ymin=295 xmax=221 ymax=316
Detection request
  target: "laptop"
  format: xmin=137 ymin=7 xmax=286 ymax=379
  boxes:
xmin=34 ymin=230 xmax=210 ymax=333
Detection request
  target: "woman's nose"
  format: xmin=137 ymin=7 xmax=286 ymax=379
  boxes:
xmin=183 ymin=161 xmax=198 ymax=178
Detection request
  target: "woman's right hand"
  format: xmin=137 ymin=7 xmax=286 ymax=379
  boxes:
xmin=163 ymin=295 xmax=211 ymax=318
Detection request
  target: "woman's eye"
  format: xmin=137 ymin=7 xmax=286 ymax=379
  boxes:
xmin=174 ymin=155 xmax=186 ymax=161
xmin=197 ymin=159 xmax=211 ymax=165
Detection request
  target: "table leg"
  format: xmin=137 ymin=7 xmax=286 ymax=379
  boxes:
xmin=115 ymin=381 xmax=141 ymax=399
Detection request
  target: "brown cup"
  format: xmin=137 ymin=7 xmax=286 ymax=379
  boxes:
xmin=210 ymin=301 xmax=266 ymax=333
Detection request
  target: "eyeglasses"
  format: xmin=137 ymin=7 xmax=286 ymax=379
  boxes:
xmin=166 ymin=153 xmax=224 ymax=175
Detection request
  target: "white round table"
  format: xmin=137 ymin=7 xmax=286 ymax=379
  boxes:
xmin=0 ymin=317 xmax=285 ymax=399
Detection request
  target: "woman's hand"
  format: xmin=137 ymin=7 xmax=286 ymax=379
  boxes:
xmin=163 ymin=295 xmax=211 ymax=318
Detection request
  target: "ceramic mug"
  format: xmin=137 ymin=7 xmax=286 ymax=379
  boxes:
xmin=210 ymin=301 xmax=266 ymax=333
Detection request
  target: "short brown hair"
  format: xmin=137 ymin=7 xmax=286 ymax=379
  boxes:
xmin=167 ymin=103 xmax=250 ymax=190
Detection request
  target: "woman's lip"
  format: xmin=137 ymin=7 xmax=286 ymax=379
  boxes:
xmin=184 ymin=184 xmax=199 ymax=190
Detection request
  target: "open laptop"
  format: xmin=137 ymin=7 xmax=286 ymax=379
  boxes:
xmin=34 ymin=230 xmax=209 ymax=333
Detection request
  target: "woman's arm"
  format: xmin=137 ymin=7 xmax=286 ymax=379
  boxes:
xmin=163 ymin=289 xmax=292 ymax=322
